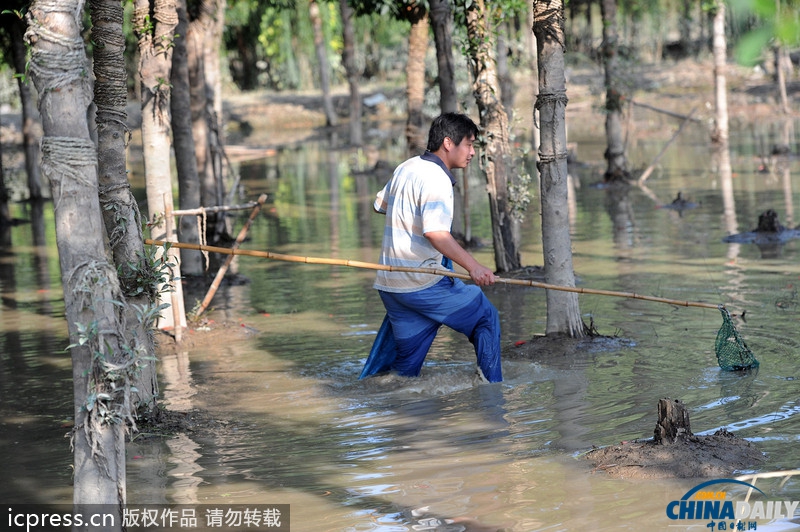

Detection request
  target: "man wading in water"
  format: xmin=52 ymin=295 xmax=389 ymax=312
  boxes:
xmin=360 ymin=112 xmax=503 ymax=383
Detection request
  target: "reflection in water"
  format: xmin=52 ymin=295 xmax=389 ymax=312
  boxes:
xmin=167 ymin=433 xmax=203 ymax=505
xmin=161 ymin=350 xmax=197 ymax=412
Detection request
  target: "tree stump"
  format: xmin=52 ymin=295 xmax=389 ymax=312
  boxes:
xmin=654 ymin=398 xmax=693 ymax=444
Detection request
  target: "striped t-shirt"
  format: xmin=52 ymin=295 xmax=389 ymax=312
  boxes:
xmin=373 ymin=152 xmax=455 ymax=293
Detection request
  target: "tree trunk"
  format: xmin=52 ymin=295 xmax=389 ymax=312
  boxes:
xmin=654 ymin=398 xmax=693 ymax=444
xmin=464 ymin=0 xmax=522 ymax=272
xmin=339 ymin=0 xmax=363 ymax=145
xmin=134 ymin=0 xmax=186 ymax=331
xmin=533 ymin=0 xmax=587 ymax=338
xmin=310 ymin=0 xmax=337 ymax=127
xmin=171 ymin=0 xmax=204 ymax=276
xmin=26 ymin=0 xmax=130 ymax=519
xmin=91 ymin=0 xmax=159 ymax=410
xmin=406 ymin=12 xmax=429 ymax=154
xmin=187 ymin=16 xmax=211 ymax=208
xmin=528 ymin=4 xmax=541 ymax=158
xmin=10 ymin=20 xmax=44 ymax=200
xmin=711 ymin=0 xmax=729 ymax=147
xmin=0 ymin=126 xmax=8 ymax=225
xmin=497 ymin=21 xmax=514 ymax=112
xmin=774 ymin=46 xmax=791 ymax=115
xmin=600 ymin=0 xmax=629 ymax=181
xmin=429 ymin=0 xmax=458 ymax=114
xmin=188 ymin=0 xmax=231 ymax=244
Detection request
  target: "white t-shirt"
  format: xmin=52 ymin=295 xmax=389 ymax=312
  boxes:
xmin=374 ymin=154 xmax=454 ymax=293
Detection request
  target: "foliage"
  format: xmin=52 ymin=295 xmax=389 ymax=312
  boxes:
xmin=348 ymin=0 xmax=430 ymax=20
xmin=730 ymin=0 xmax=800 ymax=65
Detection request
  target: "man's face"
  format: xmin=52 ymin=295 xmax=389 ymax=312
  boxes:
xmin=443 ymin=134 xmax=475 ymax=170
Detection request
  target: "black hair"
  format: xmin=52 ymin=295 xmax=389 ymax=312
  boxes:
xmin=426 ymin=112 xmax=479 ymax=152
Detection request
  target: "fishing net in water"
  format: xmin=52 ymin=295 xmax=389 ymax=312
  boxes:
xmin=715 ymin=305 xmax=759 ymax=371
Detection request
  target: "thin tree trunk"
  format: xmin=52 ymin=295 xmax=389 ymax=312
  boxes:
xmin=464 ymin=0 xmax=522 ymax=272
xmin=171 ymin=0 xmax=203 ymax=276
xmin=188 ymin=0 xmax=231 ymax=243
xmin=10 ymin=20 xmax=44 ymax=200
xmin=0 ymin=120 xmax=8 ymax=225
xmin=310 ymin=0 xmax=337 ymax=127
xmin=497 ymin=21 xmax=514 ymax=112
xmin=528 ymin=4 xmax=541 ymax=159
xmin=134 ymin=0 xmax=186 ymax=331
xmin=91 ymin=0 xmax=159 ymax=410
xmin=429 ymin=0 xmax=466 ymax=238
xmin=600 ymin=0 xmax=629 ymax=181
xmin=339 ymin=0 xmax=362 ymax=145
xmin=26 ymin=0 xmax=129 ymax=519
xmin=187 ymin=16 xmax=211 ymax=208
xmin=774 ymin=46 xmax=791 ymax=115
xmin=711 ymin=0 xmax=729 ymax=147
xmin=533 ymin=0 xmax=587 ymax=337
xmin=406 ymin=12 xmax=429 ymax=154
xmin=429 ymin=0 xmax=458 ymax=114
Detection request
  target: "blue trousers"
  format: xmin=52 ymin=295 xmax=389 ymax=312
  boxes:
xmin=374 ymin=277 xmax=502 ymax=382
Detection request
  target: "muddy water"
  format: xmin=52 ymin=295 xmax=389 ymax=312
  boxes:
xmin=2 ymin=120 xmax=800 ymax=531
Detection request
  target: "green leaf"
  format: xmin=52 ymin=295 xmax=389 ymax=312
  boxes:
xmin=734 ymin=27 xmax=773 ymax=66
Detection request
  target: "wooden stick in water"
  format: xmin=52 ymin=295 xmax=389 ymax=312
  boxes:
xmin=144 ymin=239 xmax=722 ymax=310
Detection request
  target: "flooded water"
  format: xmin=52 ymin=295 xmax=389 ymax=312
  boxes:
xmin=2 ymin=117 xmax=800 ymax=531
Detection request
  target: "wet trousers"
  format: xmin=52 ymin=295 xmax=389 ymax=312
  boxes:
xmin=377 ymin=277 xmax=502 ymax=382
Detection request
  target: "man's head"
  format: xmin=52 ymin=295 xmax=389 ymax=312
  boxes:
xmin=427 ymin=113 xmax=479 ymax=152
xmin=427 ymin=113 xmax=479 ymax=170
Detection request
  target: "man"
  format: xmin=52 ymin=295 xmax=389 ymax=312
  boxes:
xmin=360 ymin=112 xmax=503 ymax=382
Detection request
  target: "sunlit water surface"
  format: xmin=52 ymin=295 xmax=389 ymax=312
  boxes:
xmin=2 ymin=118 xmax=800 ymax=531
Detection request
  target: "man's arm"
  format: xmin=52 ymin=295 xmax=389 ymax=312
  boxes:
xmin=424 ymin=231 xmax=497 ymax=287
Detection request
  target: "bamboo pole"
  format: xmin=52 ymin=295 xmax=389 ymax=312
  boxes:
xmin=144 ymin=239 xmax=722 ymax=310
xmin=172 ymin=201 xmax=261 ymax=217
xmin=164 ymin=196 xmax=183 ymax=343
xmin=192 ymin=194 xmax=268 ymax=319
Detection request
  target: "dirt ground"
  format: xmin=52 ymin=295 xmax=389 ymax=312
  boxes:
xmin=582 ymin=429 xmax=767 ymax=479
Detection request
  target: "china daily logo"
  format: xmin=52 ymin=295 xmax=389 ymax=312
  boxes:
xmin=666 ymin=479 xmax=799 ymax=530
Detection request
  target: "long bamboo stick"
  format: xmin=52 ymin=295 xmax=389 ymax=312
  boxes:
xmin=145 ymin=239 xmax=723 ymax=310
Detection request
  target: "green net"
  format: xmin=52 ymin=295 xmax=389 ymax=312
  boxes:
xmin=715 ymin=305 xmax=759 ymax=371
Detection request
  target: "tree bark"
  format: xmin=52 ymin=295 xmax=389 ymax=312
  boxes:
xmin=533 ymin=0 xmax=587 ymax=337
xmin=654 ymin=398 xmax=693 ymax=444
xmin=91 ymin=0 xmax=159 ymax=410
xmin=497 ymin=21 xmax=514 ymax=112
xmin=26 ymin=0 xmax=130 ymax=519
xmin=10 ymin=20 xmax=44 ymax=200
xmin=429 ymin=0 xmax=458 ymax=114
xmin=711 ymin=0 xmax=729 ymax=147
xmin=133 ymin=0 xmax=186 ymax=331
xmin=464 ymin=0 xmax=522 ymax=272
xmin=405 ymin=11 xmax=429 ymax=154
xmin=774 ymin=45 xmax=791 ymax=115
xmin=600 ymin=0 xmax=629 ymax=181
xmin=188 ymin=0 xmax=231 ymax=243
xmin=429 ymin=0 xmax=467 ymax=238
xmin=339 ymin=0 xmax=363 ymax=145
xmin=310 ymin=0 xmax=337 ymax=127
xmin=171 ymin=0 xmax=203 ymax=276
